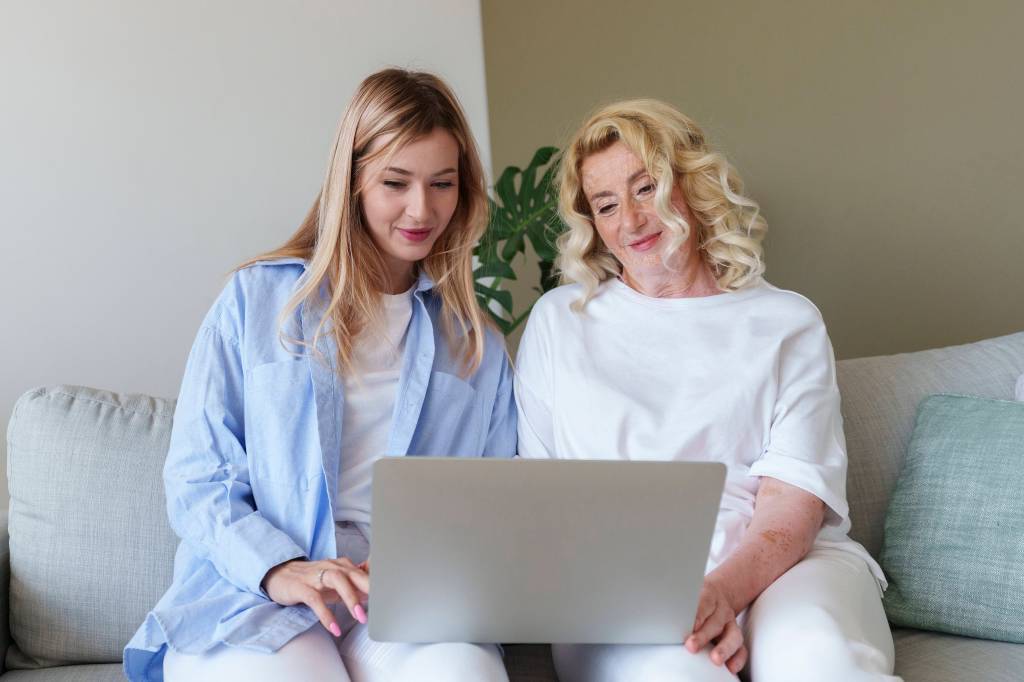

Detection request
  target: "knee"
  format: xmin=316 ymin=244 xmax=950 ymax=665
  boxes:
xmin=393 ymin=642 xmax=506 ymax=682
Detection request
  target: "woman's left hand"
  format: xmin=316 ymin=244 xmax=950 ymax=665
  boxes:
xmin=684 ymin=577 xmax=748 ymax=674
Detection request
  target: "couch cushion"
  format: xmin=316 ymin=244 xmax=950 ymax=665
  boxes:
xmin=2 ymin=663 xmax=125 ymax=682
xmin=880 ymin=395 xmax=1024 ymax=642
xmin=836 ymin=331 xmax=1024 ymax=559
xmin=5 ymin=386 xmax=178 ymax=669
xmin=894 ymin=628 xmax=1024 ymax=682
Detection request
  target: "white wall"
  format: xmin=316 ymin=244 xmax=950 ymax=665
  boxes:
xmin=0 ymin=0 xmax=491 ymax=505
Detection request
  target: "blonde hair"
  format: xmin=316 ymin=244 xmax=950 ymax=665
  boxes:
xmin=237 ymin=68 xmax=491 ymax=375
xmin=556 ymin=98 xmax=766 ymax=308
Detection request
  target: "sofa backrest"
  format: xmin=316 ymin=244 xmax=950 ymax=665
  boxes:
xmin=837 ymin=330 xmax=1024 ymax=559
xmin=5 ymin=386 xmax=178 ymax=669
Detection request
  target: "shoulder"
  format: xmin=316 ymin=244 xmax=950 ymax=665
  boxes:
xmin=203 ymin=257 xmax=308 ymax=340
xmin=752 ymin=282 xmax=827 ymax=331
xmin=528 ymin=283 xmax=586 ymax=323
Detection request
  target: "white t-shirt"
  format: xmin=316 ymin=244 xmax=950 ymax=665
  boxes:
xmin=335 ymin=287 xmax=414 ymax=526
xmin=514 ymin=278 xmax=885 ymax=587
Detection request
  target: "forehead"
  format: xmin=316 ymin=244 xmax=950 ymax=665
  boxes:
xmin=366 ymin=128 xmax=459 ymax=168
xmin=580 ymin=141 xmax=646 ymax=196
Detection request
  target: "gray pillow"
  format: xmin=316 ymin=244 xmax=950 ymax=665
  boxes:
xmin=880 ymin=394 xmax=1024 ymax=643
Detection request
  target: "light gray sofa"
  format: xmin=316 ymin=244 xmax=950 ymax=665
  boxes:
xmin=4 ymin=331 xmax=1024 ymax=681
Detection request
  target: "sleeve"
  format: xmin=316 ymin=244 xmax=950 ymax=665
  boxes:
xmin=163 ymin=322 xmax=307 ymax=596
xmin=482 ymin=348 xmax=518 ymax=458
xmin=513 ymin=305 xmax=556 ymax=459
xmin=747 ymin=308 xmax=850 ymax=525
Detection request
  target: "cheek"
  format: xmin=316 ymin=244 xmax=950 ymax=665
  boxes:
xmin=592 ymin=219 xmax=620 ymax=252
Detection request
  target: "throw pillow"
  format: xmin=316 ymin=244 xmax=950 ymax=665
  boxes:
xmin=880 ymin=393 xmax=1024 ymax=643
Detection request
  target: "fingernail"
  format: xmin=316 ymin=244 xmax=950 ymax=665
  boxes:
xmin=353 ymin=604 xmax=367 ymax=624
xmin=329 ymin=622 xmax=341 ymax=637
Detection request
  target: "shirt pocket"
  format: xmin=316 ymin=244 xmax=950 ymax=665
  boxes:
xmin=244 ymin=359 xmax=321 ymax=491
xmin=412 ymin=370 xmax=484 ymax=456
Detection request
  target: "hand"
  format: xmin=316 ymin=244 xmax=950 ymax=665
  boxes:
xmin=684 ymin=577 xmax=748 ymax=674
xmin=262 ymin=557 xmax=370 ymax=637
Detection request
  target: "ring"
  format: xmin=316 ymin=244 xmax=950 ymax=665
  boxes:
xmin=317 ymin=568 xmax=327 ymax=586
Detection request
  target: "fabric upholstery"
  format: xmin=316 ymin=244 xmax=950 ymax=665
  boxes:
xmin=893 ymin=628 xmax=1024 ymax=681
xmin=880 ymin=395 xmax=1024 ymax=642
xmin=5 ymin=387 xmax=178 ymax=669
xmin=1 ymin=664 xmax=124 ymax=682
xmin=836 ymin=331 xmax=1024 ymax=559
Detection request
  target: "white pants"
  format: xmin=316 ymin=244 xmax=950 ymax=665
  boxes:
xmin=164 ymin=522 xmax=507 ymax=682
xmin=553 ymin=547 xmax=902 ymax=682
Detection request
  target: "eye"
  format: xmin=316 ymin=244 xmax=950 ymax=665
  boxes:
xmin=432 ymin=180 xmax=455 ymax=189
xmin=596 ymin=203 xmax=617 ymax=216
xmin=637 ymin=183 xmax=655 ymax=196
xmin=382 ymin=180 xmax=406 ymax=189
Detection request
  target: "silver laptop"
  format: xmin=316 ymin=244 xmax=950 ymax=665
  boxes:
xmin=368 ymin=458 xmax=725 ymax=644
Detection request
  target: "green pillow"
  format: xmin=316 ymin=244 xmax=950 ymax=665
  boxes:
xmin=880 ymin=394 xmax=1024 ymax=643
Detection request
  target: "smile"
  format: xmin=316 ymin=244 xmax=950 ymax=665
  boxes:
xmin=627 ymin=232 xmax=661 ymax=252
xmin=396 ymin=228 xmax=433 ymax=243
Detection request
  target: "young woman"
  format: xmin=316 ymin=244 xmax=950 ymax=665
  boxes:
xmin=515 ymin=99 xmax=897 ymax=681
xmin=124 ymin=69 xmax=516 ymax=682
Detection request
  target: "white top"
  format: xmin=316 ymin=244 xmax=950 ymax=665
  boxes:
xmin=335 ymin=287 xmax=414 ymax=526
xmin=514 ymin=278 xmax=885 ymax=587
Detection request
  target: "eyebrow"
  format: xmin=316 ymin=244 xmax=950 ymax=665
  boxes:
xmin=384 ymin=166 xmax=457 ymax=177
xmin=587 ymin=168 xmax=649 ymax=202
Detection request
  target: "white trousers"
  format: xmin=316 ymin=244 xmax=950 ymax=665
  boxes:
xmin=163 ymin=522 xmax=507 ymax=682
xmin=553 ymin=546 xmax=902 ymax=682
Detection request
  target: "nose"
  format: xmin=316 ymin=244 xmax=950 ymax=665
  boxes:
xmin=405 ymin=184 xmax=431 ymax=223
xmin=620 ymin=195 xmax=646 ymax=233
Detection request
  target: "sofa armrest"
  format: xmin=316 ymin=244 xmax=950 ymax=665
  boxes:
xmin=0 ymin=510 xmax=9 ymax=674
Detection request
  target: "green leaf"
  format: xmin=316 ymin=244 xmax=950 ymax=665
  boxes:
xmin=474 ymin=282 xmax=514 ymax=314
xmin=474 ymin=261 xmax=517 ymax=280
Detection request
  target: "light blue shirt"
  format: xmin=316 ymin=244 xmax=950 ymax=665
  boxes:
xmin=123 ymin=258 xmax=517 ymax=680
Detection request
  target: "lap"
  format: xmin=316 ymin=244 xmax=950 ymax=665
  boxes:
xmin=551 ymin=643 xmax=738 ymax=682
xmin=164 ymin=624 xmax=507 ymax=682
xmin=744 ymin=546 xmax=899 ymax=681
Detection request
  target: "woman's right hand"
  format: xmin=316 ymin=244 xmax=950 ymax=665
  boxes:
xmin=261 ymin=557 xmax=370 ymax=637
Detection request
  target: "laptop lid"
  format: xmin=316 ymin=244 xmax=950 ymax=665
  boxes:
xmin=368 ymin=458 xmax=725 ymax=644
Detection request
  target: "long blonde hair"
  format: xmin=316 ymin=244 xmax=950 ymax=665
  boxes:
xmin=557 ymin=98 xmax=767 ymax=308
xmin=238 ymin=68 xmax=490 ymax=375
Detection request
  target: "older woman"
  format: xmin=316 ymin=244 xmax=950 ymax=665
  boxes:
xmin=514 ymin=99 xmax=898 ymax=681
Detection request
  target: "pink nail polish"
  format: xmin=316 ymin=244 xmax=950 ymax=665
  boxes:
xmin=329 ymin=622 xmax=341 ymax=637
xmin=354 ymin=604 xmax=367 ymax=624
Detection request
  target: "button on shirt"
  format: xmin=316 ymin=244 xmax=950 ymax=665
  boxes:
xmin=123 ymin=259 xmax=517 ymax=681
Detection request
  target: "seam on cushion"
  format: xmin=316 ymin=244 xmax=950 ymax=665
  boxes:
xmin=40 ymin=391 xmax=174 ymax=417
xmin=927 ymin=392 xmax=1024 ymax=407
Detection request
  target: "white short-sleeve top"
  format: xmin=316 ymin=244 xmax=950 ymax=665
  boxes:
xmin=514 ymin=278 xmax=885 ymax=587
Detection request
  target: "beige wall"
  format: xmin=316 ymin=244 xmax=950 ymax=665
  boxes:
xmin=482 ymin=0 xmax=1024 ymax=359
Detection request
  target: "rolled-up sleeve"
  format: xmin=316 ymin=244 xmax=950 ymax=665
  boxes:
xmin=163 ymin=323 xmax=306 ymax=596
xmin=747 ymin=312 xmax=849 ymax=525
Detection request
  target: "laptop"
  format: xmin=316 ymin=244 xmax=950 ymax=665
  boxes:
xmin=368 ymin=458 xmax=725 ymax=644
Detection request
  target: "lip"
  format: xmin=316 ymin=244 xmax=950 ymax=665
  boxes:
xmin=396 ymin=227 xmax=433 ymax=243
xmin=627 ymin=232 xmax=661 ymax=252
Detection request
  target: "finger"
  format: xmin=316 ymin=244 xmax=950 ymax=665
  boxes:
xmin=692 ymin=591 xmax=715 ymax=632
xmin=726 ymin=644 xmax=748 ymax=675
xmin=342 ymin=565 xmax=370 ymax=595
xmin=302 ymin=588 xmax=341 ymax=637
xmin=710 ymin=620 xmax=744 ymax=667
xmin=686 ymin=608 xmax=728 ymax=653
xmin=323 ymin=570 xmax=367 ymax=624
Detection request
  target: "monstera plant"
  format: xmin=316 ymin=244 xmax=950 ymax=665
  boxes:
xmin=473 ymin=146 xmax=566 ymax=335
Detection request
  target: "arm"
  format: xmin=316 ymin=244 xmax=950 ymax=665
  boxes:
xmin=163 ymin=323 xmax=307 ymax=596
xmin=706 ymin=477 xmax=825 ymax=614
xmin=482 ymin=346 xmax=518 ymax=458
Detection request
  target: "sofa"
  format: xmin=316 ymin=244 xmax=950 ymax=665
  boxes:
xmin=4 ymin=330 xmax=1024 ymax=681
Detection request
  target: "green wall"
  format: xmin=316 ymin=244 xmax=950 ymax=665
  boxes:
xmin=482 ymin=0 xmax=1024 ymax=358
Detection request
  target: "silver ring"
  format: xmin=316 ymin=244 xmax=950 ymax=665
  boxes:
xmin=317 ymin=568 xmax=327 ymax=586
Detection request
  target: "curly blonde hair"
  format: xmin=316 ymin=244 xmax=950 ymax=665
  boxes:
xmin=556 ymin=98 xmax=767 ymax=308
